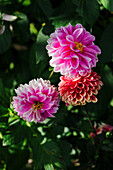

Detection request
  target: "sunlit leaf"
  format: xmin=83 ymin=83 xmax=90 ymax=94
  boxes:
xmin=44 ymin=164 xmax=54 ymax=170
xmin=100 ymin=0 xmax=113 ymax=11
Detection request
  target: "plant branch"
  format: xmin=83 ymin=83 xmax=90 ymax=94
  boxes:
xmin=48 ymin=70 xmax=54 ymax=79
xmin=84 ymin=105 xmax=98 ymax=142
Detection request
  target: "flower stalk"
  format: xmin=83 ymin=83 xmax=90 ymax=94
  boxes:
xmin=84 ymin=105 xmax=99 ymax=143
xmin=49 ymin=70 xmax=54 ymax=79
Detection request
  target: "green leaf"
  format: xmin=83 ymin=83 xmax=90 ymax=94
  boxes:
xmin=18 ymin=0 xmax=31 ymax=6
xmin=6 ymin=149 xmax=29 ymax=170
xmin=30 ymin=137 xmax=64 ymax=169
xmin=36 ymin=28 xmax=49 ymax=64
xmin=2 ymin=134 xmax=13 ymax=146
xmin=26 ymin=127 xmax=45 ymax=169
xmin=102 ymin=139 xmax=113 ymax=151
xmin=43 ymin=141 xmax=64 ymax=168
xmin=38 ymin=0 xmax=53 ymax=18
xmin=0 ymin=78 xmax=5 ymax=97
xmin=52 ymin=1 xmax=79 ymax=28
xmin=73 ymin=0 xmax=99 ymax=26
xmin=87 ymin=141 xmax=96 ymax=158
xmin=44 ymin=164 xmax=54 ymax=170
xmin=32 ymin=141 xmax=45 ymax=170
xmin=0 ymin=106 xmax=9 ymax=117
xmin=87 ymin=65 xmax=113 ymax=119
xmin=0 ymin=24 xmax=11 ymax=54
xmin=100 ymin=23 xmax=113 ymax=63
xmin=0 ymin=11 xmax=2 ymax=28
xmin=58 ymin=140 xmax=72 ymax=167
xmin=13 ymin=12 xmax=30 ymax=42
xmin=29 ymin=28 xmax=49 ymax=76
xmin=0 ymin=78 xmax=10 ymax=104
xmin=52 ymin=102 xmax=68 ymax=125
xmin=2 ymin=121 xmax=27 ymax=146
xmin=78 ymin=119 xmax=91 ymax=136
xmin=100 ymin=0 xmax=113 ymax=11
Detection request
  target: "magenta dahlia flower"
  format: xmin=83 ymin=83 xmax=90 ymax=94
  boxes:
xmin=12 ymin=78 xmax=60 ymax=123
xmin=46 ymin=23 xmax=101 ymax=77
xmin=58 ymin=70 xmax=103 ymax=106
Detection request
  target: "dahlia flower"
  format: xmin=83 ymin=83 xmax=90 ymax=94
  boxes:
xmin=46 ymin=23 xmax=101 ymax=77
xmin=58 ymin=70 xmax=103 ymax=106
xmin=90 ymin=123 xmax=113 ymax=138
xmin=12 ymin=78 xmax=60 ymax=123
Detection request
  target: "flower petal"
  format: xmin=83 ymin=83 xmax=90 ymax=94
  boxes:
xmin=70 ymin=55 xmax=79 ymax=69
xmin=73 ymin=28 xmax=84 ymax=42
xmin=66 ymin=35 xmax=74 ymax=42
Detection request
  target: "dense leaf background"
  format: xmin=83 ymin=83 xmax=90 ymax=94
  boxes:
xmin=0 ymin=0 xmax=113 ymax=169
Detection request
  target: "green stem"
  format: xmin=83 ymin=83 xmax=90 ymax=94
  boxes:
xmin=48 ymin=70 xmax=54 ymax=79
xmin=84 ymin=105 xmax=99 ymax=142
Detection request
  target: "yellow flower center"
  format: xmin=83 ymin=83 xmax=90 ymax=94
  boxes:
xmin=32 ymin=101 xmax=43 ymax=110
xmin=74 ymin=42 xmax=83 ymax=52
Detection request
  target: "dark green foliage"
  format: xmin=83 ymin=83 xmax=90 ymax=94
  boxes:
xmin=0 ymin=24 xmax=12 ymax=54
xmin=0 ymin=0 xmax=113 ymax=169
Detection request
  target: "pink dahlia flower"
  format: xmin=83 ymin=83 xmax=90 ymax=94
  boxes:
xmin=90 ymin=123 xmax=113 ymax=138
xmin=12 ymin=78 xmax=60 ymax=123
xmin=58 ymin=70 xmax=103 ymax=106
xmin=46 ymin=23 xmax=101 ymax=77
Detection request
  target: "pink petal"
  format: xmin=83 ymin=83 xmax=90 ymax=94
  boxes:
xmin=70 ymin=55 xmax=79 ymax=69
xmin=23 ymin=109 xmax=33 ymax=117
xmin=42 ymin=102 xmax=54 ymax=110
xmin=61 ymin=50 xmax=71 ymax=59
xmin=88 ymin=45 xmax=101 ymax=54
xmin=60 ymin=45 xmax=70 ymax=53
xmin=47 ymin=112 xmax=54 ymax=118
xmin=60 ymin=39 xmax=70 ymax=46
xmin=84 ymin=47 xmax=97 ymax=55
xmin=61 ymin=26 xmax=69 ymax=34
xmin=28 ymin=95 xmax=39 ymax=103
xmin=51 ymin=41 xmax=60 ymax=48
xmin=80 ymin=57 xmax=90 ymax=69
xmin=38 ymin=94 xmax=47 ymax=102
xmin=73 ymin=28 xmax=84 ymax=42
xmin=78 ymin=53 xmax=92 ymax=62
xmin=2 ymin=13 xmax=17 ymax=21
xmin=82 ymin=32 xmax=95 ymax=45
xmin=66 ymin=35 xmax=74 ymax=42
xmin=75 ymin=23 xmax=83 ymax=29
xmin=18 ymin=104 xmax=32 ymax=112
xmin=66 ymin=23 xmax=73 ymax=34
xmin=48 ymin=106 xmax=58 ymax=113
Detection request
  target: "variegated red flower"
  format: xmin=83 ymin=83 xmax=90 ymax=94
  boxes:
xmin=58 ymin=70 xmax=103 ymax=106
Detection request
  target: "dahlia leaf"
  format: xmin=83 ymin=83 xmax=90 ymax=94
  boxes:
xmin=36 ymin=29 xmax=49 ymax=64
xmin=29 ymin=28 xmax=49 ymax=76
xmin=73 ymin=0 xmax=99 ymax=26
xmin=38 ymin=0 xmax=53 ymax=18
xmin=44 ymin=164 xmax=54 ymax=170
xmin=101 ymin=139 xmax=113 ymax=152
xmin=0 ymin=24 xmax=11 ymax=54
xmin=100 ymin=0 xmax=113 ymax=11
xmin=51 ymin=1 xmax=78 ymax=28
xmin=100 ymin=23 xmax=113 ymax=63
xmin=87 ymin=65 xmax=113 ymax=118
xmin=29 ymin=43 xmax=48 ymax=77
xmin=13 ymin=12 xmax=30 ymax=42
